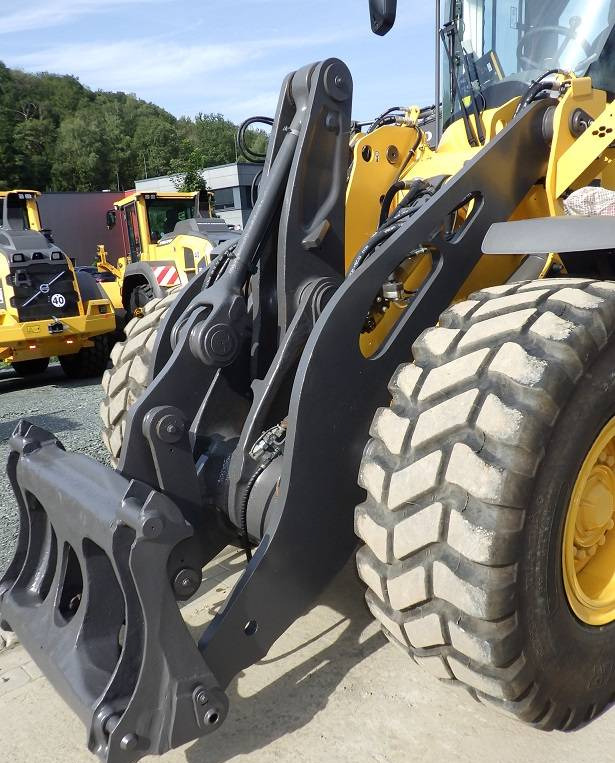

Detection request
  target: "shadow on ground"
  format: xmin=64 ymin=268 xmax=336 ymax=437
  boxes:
xmin=184 ymin=561 xmax=385 ymax=763
xmin=0 ymin=365 xmax=102 ymax=396
xmin=0 ymin=414 xmax=83 ymax=442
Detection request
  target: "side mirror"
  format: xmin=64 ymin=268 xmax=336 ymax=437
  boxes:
xmin=106 ymin=210 xmax=116 ymax=230
xmin=369 ymin=0 xmax=397 ymax=35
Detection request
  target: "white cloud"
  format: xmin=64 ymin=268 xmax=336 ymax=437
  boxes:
xmin=0 ymin=0 xmax=171 ymax=35
xmin=2 ymin=1 xmax=436 ymax=122
xmin=6 ymin=25 xmax=366 ymax=119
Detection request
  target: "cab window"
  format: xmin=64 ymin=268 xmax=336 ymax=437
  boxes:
xmin=146 ymin=199 xmax=195 ymax=243
xmin=5 ymin=196 xmax=31 ymax=230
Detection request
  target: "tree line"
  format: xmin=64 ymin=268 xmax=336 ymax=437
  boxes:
xmin=0 ymin=62 xmax=267 ymax=193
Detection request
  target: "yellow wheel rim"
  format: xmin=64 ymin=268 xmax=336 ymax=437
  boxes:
xmin=563 ymin=417 xmax=615 ymax=626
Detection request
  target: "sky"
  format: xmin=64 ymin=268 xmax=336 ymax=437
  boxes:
xmin=0 ymin=0 xmax=437 ymax=123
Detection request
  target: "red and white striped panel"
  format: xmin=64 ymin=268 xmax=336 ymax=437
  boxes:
xmin=152 ymin=265 xmax=180 ymax=287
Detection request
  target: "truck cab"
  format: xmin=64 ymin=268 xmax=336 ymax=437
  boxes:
xmin=97 ymin=190 xmax=240 ymax=316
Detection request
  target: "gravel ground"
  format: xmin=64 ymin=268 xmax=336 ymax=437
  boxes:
xmin=3 ymin=363 xmax=615 ymax=762
xmin=0 ymin=362 xmax=109 ymax=574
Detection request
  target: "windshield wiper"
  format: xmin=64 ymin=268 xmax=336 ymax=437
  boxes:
xmin=440 ymin=21 xmax=483 ymax=148
xmin=461 ymin=40 xmax=486 ymax=145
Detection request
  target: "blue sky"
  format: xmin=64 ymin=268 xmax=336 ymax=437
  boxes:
xmin=0 ymin=0 xmax=436 ymax=123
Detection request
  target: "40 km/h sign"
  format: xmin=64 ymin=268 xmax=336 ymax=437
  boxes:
xmin=51 ymin=294 xmax=66 ymax=309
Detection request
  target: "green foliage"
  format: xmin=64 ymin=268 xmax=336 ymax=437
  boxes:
xmin=0 ymin=63 xmax=270 ymax=192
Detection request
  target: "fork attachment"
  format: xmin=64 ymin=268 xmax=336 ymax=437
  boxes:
xmin=1 ymin=422 xmax=227 ymax=763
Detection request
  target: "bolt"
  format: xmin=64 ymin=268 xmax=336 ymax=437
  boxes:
xmin=120 ymin=733 xmax=139 ymax=751
xmin=334 ymin=74 xmax=344 ymax=88
xmin=156 ymin=413 xmax=184 ymax=444
xmin=172 ymin=567 xmax=201 ymax=600
xmin=196 ymin=690 xmax=209 ymax=706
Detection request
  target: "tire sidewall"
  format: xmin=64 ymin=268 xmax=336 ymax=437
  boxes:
xmin=522 ymin=338 xmax=615 ymax=708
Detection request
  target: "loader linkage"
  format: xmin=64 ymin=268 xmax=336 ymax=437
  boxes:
xmin=1 ymin=54 xmax=552 ymax=763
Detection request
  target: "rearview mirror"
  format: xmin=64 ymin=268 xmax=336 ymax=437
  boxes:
xmin=106 ymin=210 xmax=116 ymax=230
xmin=369 ymin=0 xmax=397 ymax=35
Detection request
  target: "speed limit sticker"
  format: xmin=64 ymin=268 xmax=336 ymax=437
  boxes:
xmin=51 ymin=294 xmax=66 ymax=308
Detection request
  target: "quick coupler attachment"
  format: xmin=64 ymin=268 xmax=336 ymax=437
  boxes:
xmin=0 ymin=422 xmax=228 ymax=763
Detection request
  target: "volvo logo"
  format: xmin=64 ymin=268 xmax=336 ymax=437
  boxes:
xmin=40 ymin=283 xmax=50 ymax=294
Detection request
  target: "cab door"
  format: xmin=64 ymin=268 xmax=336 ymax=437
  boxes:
xmin=124 ymin=203 xmax=141 ymax=261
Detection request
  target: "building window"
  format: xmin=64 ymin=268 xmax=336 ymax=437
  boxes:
xmin=213 ymin=187 xmax=236 ymax=211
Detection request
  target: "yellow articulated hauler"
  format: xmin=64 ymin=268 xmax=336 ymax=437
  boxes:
xmin=0 ymin=190 xmax=116 ymax=378
xmin=96 ymin=190 xmax=240 ymax=318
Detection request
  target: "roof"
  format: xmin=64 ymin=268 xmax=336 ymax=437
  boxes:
xmin=0 ymin=189 xmax=41 ymax=198
xmin=114 ymin=190 xmax=199 ymax=208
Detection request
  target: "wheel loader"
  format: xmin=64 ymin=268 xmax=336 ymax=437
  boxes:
xmin=96 ymin=190 xmax=240 ymax=319
xmin=5 ymin=0 xmax=615 ymax=758
xmin=0 ymin=190 xmax=116 ymax=379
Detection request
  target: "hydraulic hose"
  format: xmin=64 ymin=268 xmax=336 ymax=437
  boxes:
xmin=347 ymin=222 xmax=402 ymax=277
xmin=377 ymin=130 xmax=425 ymax=227
xmin=236 ymin=116 xmax=274 ymax=163
xmin=514 ymin=69 xmax=571 ymax=116
xmin=378 ymin=181 xmax=407 ymax=228
xmin=239 ymin=462 xmax=268 ymax=562
xmin=367 ymin=106 xmax=405 ymax=134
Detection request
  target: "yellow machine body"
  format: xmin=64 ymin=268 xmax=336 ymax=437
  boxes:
xmin=97 ymin=191 xmax=223 ymax=313
xmin=347 ymin=77 xmax=615 ymax=357
xmin=0 ymin=190 xmax=115 ymax=364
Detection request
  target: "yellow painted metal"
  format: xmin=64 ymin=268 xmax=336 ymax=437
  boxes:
xmin=0 ymin=189 xmax=43 ymax=230
xmin=345 ymin=124 xmax=421 ymax=268
xmin=98 ymin=191 xmax=216 ymax=301
xmin=544 ymin=78 xmax=608 ymax=209
xmin=0 ymin=191 xmax=116 ymax=363
xmin=345 ymin=75 xmax=615 ymax=358
xmin=0 ymin=300 xmax=113 ymax=363
xmin=563 ymin=418 xmax=615 ymax=626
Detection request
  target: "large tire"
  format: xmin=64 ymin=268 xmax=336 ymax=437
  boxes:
xmin=59 ymin=334 xmax=111 ymax=379
xmin=100 ymin=289 xmax=179 ymax=464
xmin=356 ymin=278 xmax=615 ymax=730
xmin=11 ymin=357 xmax=50 ymax=377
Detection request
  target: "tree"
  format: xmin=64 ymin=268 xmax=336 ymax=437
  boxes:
xmin=51 ymin=113 xmax=109 ymax=191
xmin=0 ymin=61 xmax=268 ymax=192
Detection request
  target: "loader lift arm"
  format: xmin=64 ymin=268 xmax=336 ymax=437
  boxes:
xmin=1 ymin=54 xmax=552 ymax=763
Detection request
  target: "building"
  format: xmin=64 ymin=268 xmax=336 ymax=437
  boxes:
xmin=134 ymin=163 xmax=261 ymax=229
xmin=38 ymin=191 xmax=126 ymax=266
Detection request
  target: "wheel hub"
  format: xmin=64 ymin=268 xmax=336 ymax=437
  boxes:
xmin=564 ymin=419 xmax=615 ymax=625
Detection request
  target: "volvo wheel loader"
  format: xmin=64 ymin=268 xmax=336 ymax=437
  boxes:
xmin=96 ymin=190 xmax=240 ymax=319
xmin=0 ymin=190 xmax=116 ymax=379
xmin=6 ymin=0 xmax=615 ymax=758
